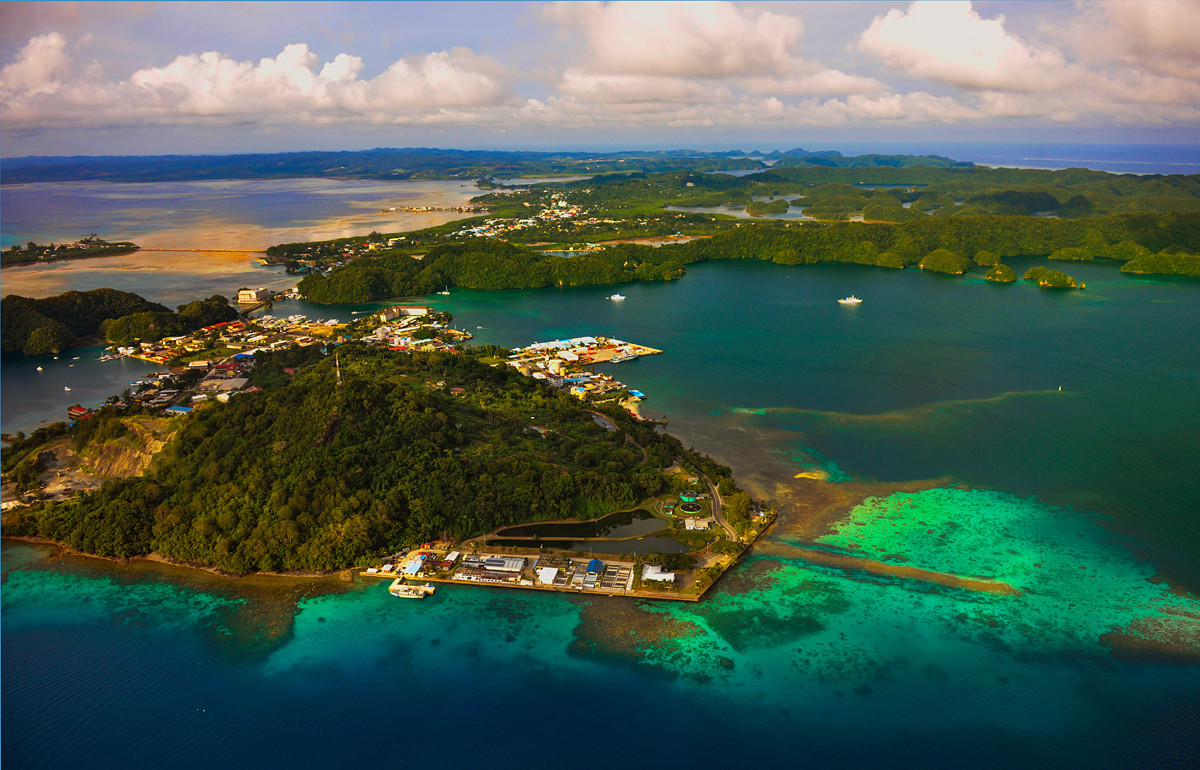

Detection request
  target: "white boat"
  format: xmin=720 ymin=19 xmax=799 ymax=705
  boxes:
xmin=609 ymin=293 xmax=626 ymax=301
xmin=388 ymin=577 xmax=436 ymax=599
xmin=838 ymin=296 xmax=862 ymax=305
xmin=36 ymin=366 xmax=43 ymax=372
xmin=63 ymin=386 xmax=71 ymax=391
xmin=438 ymin=286 xmax=451 ymax=295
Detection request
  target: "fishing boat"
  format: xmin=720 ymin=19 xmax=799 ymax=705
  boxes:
xmin=609 ymin=293 xmax=626 ymax=301
xmin=388 ymin=577 xmax=436 ymax=599
xmin=838 ymin=296 xmax=862 ymax=305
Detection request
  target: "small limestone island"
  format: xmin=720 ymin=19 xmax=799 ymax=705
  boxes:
xmin=1 ymin=328 xmax=774 ymax=601
xmin=1 ymin=236 xmax=140 ymax=268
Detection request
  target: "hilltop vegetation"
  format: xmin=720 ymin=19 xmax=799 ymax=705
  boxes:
xmin=0 ymin=289 xmax=238 ymax=355
xmin=2 ymin=347 xmax=705 ymax=572
xmin=1 ymin=289 xmax=169 ymax=355
xmin=297 ymin=238 xmax=685 ymax=304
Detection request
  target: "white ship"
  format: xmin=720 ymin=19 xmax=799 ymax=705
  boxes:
xmin=609 ymin=293 xmax=626 ymax=301
xmin=838 ymin=296 xmax=862 ymax=305
xmin=388 ymin=577 xmax=436 ymax=599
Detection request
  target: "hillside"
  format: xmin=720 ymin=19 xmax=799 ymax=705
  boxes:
xmin=2 ymin=347 xmax=699 ymax=573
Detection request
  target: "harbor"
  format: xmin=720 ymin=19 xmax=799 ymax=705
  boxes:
xmin=507 ymin=335 xmax=662 ymax=405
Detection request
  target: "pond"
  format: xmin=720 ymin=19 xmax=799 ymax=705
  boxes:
xmin=495 ymin=508 xmax=665 ymax=539
xmin=487 ymin=536 xmax=689 ymax=555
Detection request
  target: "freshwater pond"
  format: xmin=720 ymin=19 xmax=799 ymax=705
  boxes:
xmin=495 ymin=508 xmax=665 ymax=539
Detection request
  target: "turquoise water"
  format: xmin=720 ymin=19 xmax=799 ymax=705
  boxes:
xmin=3 ymin=185 xmax=1200 ymax=764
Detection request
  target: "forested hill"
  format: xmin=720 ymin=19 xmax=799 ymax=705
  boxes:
xmin=2 ymin=347 xmax=699 ymax=573
xmin=1 ymin=289 xmax=238 ymax=356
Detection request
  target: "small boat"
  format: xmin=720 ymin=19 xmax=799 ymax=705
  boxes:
xmin=36 ymin=366 xmax=43 ymax=372
xmin=388 ymin=577 xmax=436 ymax=599
xmin=609 ymin=293 xmax=626 ymax=301
xmin=63 ymin=386 xmax=72 ymax=391
xmin=838 ymin=296 xmax=862 ymax=305
xmin=437 ymin=286 xmax=451 ymax=295
xmin=71 ymin=356 xmax=79 ymax=360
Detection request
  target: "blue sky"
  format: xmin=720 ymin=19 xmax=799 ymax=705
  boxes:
xmin=1 ymin=1 xmax=1198 ymax=157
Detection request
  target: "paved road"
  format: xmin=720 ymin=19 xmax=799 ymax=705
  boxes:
xmin=585 ymin=409 xmax=648 ymax=465
xmin=704 ymin=475 xmax=738 ymax=539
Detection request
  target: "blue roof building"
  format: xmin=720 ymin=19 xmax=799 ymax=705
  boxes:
xmin=586 ymin=558 xmax=604 ymax=575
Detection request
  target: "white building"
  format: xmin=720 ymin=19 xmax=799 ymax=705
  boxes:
xmin=642 ymin=565 xmax=676 ymax=583
xmin=237 ymin=287 xmax=271 ymax=304
xmin=536 ymin=567 xmax=559 ymax=585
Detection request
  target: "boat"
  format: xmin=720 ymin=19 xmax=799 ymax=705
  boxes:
xmin=609 ymin=293 xmax=626 ymax=301
xmin=437 ymin=286 xmax=451 ymax=295
xmin=610 ymin=352 xmax=637 ymax=363
xmin=63 ymin=386 xmax=71 ymax=391
xmin=36 ymin=366 xmax=43 ymax=372
xmin=388 ymin=577 xmax=436 ymax=598
xmin=838 ymin=296 xmax=862 ymax=305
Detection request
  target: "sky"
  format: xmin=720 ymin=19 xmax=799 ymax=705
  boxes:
xmin=1 ymin=0 xmax=1199 ymax=157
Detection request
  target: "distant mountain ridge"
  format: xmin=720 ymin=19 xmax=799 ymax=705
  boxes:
xmin=0 ymin=146 xmax=973 ymax=184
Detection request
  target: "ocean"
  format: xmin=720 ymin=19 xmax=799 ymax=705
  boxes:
xmin=3 ymin=156 xmax=1200 ymax=767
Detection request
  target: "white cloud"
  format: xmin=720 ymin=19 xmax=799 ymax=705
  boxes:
xmin=0 ymin=32 xmax=74 ymax=98
xmin=1067 ymin=0 xmax=1200 ymax=81
xmin=543 ymin=1 xmax=803 ymax=78
xmin=858 ymin=1 xmax=1068 ymax=91
xmin=743 ymin=68 xmax=888 ymax=97
xmin=558 ymin=69 xmax=729 ymax=104
xmin=1 ymin=38 xmax=511 ymax=128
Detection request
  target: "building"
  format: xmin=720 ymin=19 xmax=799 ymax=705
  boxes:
xmin=237 ymin=287 xmax=271 ymax=304
xmin=378 ymin=305 xmax=431 ymax=322
xmin=642 ymin=565 xmax=675 ymax=582
xmin=684 ymin=518 xmax=712 ymax=531
xmin=536 ymin=567 xmax=559 ymax=585
xmin=586 ymin=558 xmax=605 ymax=575
xmin=482 ymin=556 xmax=525 ymax=572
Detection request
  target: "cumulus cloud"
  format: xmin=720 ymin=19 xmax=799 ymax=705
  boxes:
xmin=543 ymin=1 xmax=803 ymax=78
xmin=858 ymin=1 xmax=1068 ymax=91
xmin=0 ymin=32 xmax=75 ymax=98
xmin=1067 ymin=0 xmax=1200 ymax=80
xmin=1 ymin=36 xmax=511 ymax=128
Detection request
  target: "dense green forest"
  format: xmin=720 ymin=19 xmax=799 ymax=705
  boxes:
xmin=290 ymin=211 xmax=1200 ymax=302
xmin=2 ymin=347 xmax=710 ymax=573
xmin=297 ymin=239 xmax=685 ymax=303
xmin=504 ymin=164 xmax=1200 ymax=220
xmin=1 ymin=289 xmax=169 ymax=355
xmin=1 ymin=238 xmax=139 ymax=267
xmin=0 ymin=289 xmax=237 ymax=355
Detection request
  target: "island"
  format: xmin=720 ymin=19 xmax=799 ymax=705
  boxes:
xmin=1 ymin=236 xmax=140 ymax=268
xmin=1 ymin=305 xmax=774 ymax=598
xmin=251 ymin=156 xmax=1200 ymax=305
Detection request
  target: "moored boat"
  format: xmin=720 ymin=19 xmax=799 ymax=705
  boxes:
xmin=838 ymin=296 xmax=862 ymax=304
xmin=388 ymin=577 xmax=436 ymax=598
xmin=609 ymin=293 xmax=626 ymax=301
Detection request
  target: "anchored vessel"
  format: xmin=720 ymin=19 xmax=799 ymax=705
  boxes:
xmin=609 ymin=293 xmax=626 ymax=301
xmin=838 ymin=296 xmax=862 ymax=305
xmin=388 ymin=577 xmax=436 ymax=599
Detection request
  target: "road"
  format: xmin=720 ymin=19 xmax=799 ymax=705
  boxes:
xmin=704 ymin=475 xmax=738 ymax=539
